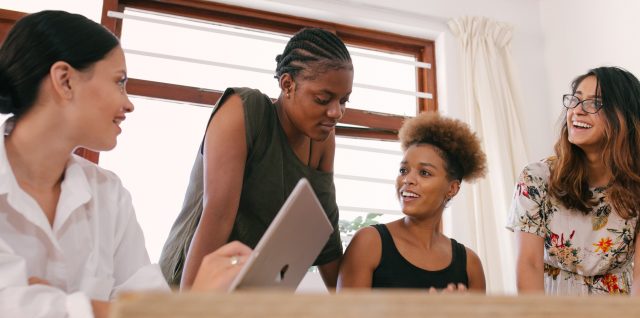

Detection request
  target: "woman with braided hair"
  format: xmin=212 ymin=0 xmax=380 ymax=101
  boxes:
xmin=159 ymin=27 xmax=353 ymax=289
xmin=337 ymin=112 xmax=486 ymax=292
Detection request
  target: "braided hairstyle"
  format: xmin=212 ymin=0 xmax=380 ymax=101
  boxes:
xmin=0 ymin=10 xmax=119 ymax=118
xmin=274 ymin=27 xmax=352 ymax=81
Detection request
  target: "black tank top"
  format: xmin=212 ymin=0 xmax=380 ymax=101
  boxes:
xmin=371 ymin=224 xmax=469 ymax=289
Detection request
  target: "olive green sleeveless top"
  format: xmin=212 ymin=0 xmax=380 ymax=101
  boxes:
xmin=158 ymin=87 xmax=342 ymax=286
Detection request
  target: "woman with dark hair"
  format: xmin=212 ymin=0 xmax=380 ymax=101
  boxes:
xmin=509 ymin=66 xmax=640 ymax=295
xmin=337 ymin=112 xmax=487 ymax=292
xmin=0 ymin=10 xmax=251 ymax=318
xmin=159 ymin=27 xmax=353 ymax=289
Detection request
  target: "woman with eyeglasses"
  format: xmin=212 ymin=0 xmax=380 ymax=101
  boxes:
xmin=508 ymin=66 xmax=640 ymax=295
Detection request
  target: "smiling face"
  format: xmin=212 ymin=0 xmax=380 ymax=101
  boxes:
xmin=395 ymin=144 xmax=460 ymax=219
xmin=566 ymin=75 xmax=607 ymax=153
xmin=282 ymin=67 xmax=353 ymax=141
xmin=70 ymin=46 xmax=133 ymax=151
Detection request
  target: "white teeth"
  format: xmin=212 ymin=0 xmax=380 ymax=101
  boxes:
xmin=402 ymin=191 xmax=419 ymax=198
xmin=572 ymin=121 xmax=592 ymax=129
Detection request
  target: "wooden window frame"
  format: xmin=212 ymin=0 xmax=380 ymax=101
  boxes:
xmin=101 ymin=0 xmax=438 ymax=137
xmin=2 ymin=2 xmax=439 ymax=162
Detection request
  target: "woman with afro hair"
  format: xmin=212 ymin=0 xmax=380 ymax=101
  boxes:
xmin=337 ymin=112 xmax=487 ymax=292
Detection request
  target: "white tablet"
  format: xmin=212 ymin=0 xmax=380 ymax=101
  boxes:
xmin=227 ymin=178 xmax=334 ymax=292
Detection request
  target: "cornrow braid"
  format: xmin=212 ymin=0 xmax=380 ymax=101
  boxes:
xmin=275 ymin=27 xmax=351 ymax=80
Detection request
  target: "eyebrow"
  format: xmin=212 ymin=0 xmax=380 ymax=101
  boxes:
xmin=315 ymin=90 xmax=335 ymax=98
xmin=574 ymin=90 xmax=599 ymax=99
xmin=400 ymin=161 xmax=438 ymax=169
xmin=318 ymin=89 xmax=351 ymax=98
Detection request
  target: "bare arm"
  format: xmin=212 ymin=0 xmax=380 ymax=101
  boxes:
xmin=181 ymin=95 xmax=248 ymax=289
xmin=465 ymin=247 xmax=486 ymax=293
xmin=514 ymin=231 xmax=545 ymax=293
xmin=337 ymin=227 xmax=381 ymax=290
xmin=632 ymin=231 xmax=640 ymax=296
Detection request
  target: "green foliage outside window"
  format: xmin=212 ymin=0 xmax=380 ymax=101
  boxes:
xmin=308 ymin=213 xmax=382 ymax=273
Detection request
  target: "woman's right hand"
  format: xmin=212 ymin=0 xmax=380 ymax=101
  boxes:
xmin=428 ymin=283 xmax=468 ymax=294
xmin=191 ymin=241 xmax=252 ymax=292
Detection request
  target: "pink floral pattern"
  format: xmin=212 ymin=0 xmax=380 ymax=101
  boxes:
xmin=508 ymin=159 xmax=637 ymax=295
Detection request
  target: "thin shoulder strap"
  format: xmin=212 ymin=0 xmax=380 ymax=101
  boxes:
xmin=450 ymin=238 xmax=469 ymax=281
xmin=371 ymin=224 xmax=390 ymax=240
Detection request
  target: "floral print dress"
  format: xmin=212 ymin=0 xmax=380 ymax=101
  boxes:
xmin=507 ymin=159 xmax=637 ymax=295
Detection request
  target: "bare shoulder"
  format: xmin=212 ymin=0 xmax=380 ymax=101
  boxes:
xmin=338 ymin=225 xmax=382 ymax=289
xmin=350 ymin=226 xmax=381 ymax=247
xmin=206 ymin=94 xmax=244 ymax=131
xmin=203 ymin=94 xmax=247 ymax=153
xmin=464 ymin=246 xmax=486 ymax=292
xmin=465 ymin=246 xmax=482 ymax=264
xmin=343 ymin=226 xmax=382 ymax=266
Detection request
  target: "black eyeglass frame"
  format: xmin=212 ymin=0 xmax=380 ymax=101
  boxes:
xmin=562 ymin=94 xmax=604 ymax=114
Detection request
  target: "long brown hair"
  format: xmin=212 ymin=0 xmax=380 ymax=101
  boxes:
xmin=549 ymin=67 xmax=640 ymax=219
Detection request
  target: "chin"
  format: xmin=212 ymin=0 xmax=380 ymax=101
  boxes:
xmin=84 ymin=140 xmax=117 ymax=152
xmin=310 ymin=131 xmax=331 ymax=142
xmin=400 ymin=206 xmax=416 ymax=216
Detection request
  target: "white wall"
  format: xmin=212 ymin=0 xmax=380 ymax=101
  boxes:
xmin=540 ymin=0 xmax=640 ymax=128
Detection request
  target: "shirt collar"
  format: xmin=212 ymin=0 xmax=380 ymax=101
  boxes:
xmin=54 ymin=154 xmax=92 ymax=231
xmin=0 ymin=120 xmax=92 ymax=232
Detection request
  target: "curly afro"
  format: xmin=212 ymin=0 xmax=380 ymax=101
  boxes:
xmin=398 ymin=112 xmax=487 ymax=182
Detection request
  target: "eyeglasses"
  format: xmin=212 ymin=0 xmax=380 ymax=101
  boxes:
xmin=562 ymin=94 xmax=603 ymax=114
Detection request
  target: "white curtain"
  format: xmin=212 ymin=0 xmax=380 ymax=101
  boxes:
xmin=447 ymin=16 xmax=528 ymax=294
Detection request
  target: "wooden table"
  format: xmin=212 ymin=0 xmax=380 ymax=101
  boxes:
xmin=110 ymin=290 xmax=640 ymax=318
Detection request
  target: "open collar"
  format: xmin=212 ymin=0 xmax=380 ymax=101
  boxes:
xmin=0 ymin=120 xmax=92 ymax=240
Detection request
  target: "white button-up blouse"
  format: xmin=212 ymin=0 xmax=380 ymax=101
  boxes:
xmin=0 ymin=122 xmax=169 ymax=318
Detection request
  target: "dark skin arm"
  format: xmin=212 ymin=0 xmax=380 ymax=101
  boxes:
xmin=181 ymin=95 xmax=247 ymax=289
xmin=465 ymin=247 xmax=486 ymax=292
xmin=336 ymin=226 xmax=381 ymax=290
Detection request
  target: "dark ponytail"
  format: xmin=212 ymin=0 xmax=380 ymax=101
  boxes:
xmin=0 ymin=10 xmax=119 ymax=117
